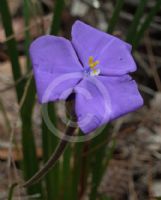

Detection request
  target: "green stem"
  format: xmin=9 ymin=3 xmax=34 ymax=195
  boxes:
xmin=102 ymin=138 xmax=116 ymax=175
xmin=20 ymin=77 xmax=42 ymax=195
xmin=50 ymin=0 xmax=65 ymax=35
xmin=89 ymin=126 xmax=112 ymax=200
xmin=79 ymin=142 xmax=90 ymax=199
xmin=41 ymin=0 xmax=65 ymax=198
xmin=62 ymin=145 xmax=72 ymax=200
xmin=42 ymin=103 xmax=59 ymax=200
xmin=22 ymin=124 xmax=76 ymax=187
xmin=8 ymin=183 xmax=18 ymax=200
xmin=0 ymin=0 xmax=41 ymax=196
xmin=0 ymin=0 xmax=23 ymax=102
xmin=126 ymin=0 xmax=148 ymax=43
xmin=72 ymin=131 xmax=84 ymax=200
xmin=23 ymin=0 xmax=31 ymax=71
xmin=133 ymin=0 xmax=161 ymax=49
xmin=107 ymin=0 xmax=125 ymax=34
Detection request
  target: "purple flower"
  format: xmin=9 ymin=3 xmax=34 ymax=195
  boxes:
xmin=30 ymin=20 xmax=143 ymax=134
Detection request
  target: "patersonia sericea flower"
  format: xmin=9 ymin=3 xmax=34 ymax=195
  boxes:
xmin=30 ymin=20 xmax=143 ymax=134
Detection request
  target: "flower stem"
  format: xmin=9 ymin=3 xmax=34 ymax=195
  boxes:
xmin=21 ymin=125 xmax=76 ymax=188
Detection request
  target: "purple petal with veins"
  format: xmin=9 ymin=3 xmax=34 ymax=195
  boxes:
xmin=30 ymin=20 xmax=144 ymax=134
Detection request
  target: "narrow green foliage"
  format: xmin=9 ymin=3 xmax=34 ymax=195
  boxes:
xmin=41 ymin=0 xmax=65 ymax=198
xmin=100 ymin=196 xmax=113 ymax=200
xmin=79 ymin=142 xmax=90 ymax=199
xmin=0 ymin=0 xmax=41 ymax=196
xmin=8 ymin=183 xmax=18 ymax=200
xmin=22 ymin=1 xmax=42 ymax=195
xmin=50 ymin=0 xmax=65 ymax=35
xmin=133 ymin=0 xmax=161 ymax=49
xmin=72 ymin=134 xmax=84 ymax=199
xmin=62 ymin=145 xmax=72 ymax=199
xmin=23 ymin=0 xmax=31 ymax=70
xmin=42 ymin=103 xmax=59 ymax=200
xmin=89 ymin=126 xmax=112 ymax=200
xmin=126 ymin=0 xmax=148 ymax=43
xmin=21 ymin=77 xmax=42 ymax=195
xmin=0 ymin=0 xmax=23 ymax=102
xmin=107 ymin=0 xmax=125 ymax=34
xmin=104 ymin=139 xmax=116 ymax=168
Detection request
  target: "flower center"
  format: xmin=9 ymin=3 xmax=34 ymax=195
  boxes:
xmin=84 ymin=56 xmax=100 ymax=77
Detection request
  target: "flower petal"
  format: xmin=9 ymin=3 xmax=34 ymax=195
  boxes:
xmin=30 ymin=35 xmax=83 ymax=103
xmin=98 ymin=39 xmax=137 ymax=76
xmin=97 ymin=75 xmax=143 ymax=120
xmin=74 ymin=77 xmax=111 ymax=133
xmin=71 ymin=20 xmax=136 ymax=75
xmin=74 ymin=75 xmax=143 ymax=134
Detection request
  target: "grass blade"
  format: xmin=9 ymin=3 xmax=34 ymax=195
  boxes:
xmin=102 ymin=139 xmax=116 ymax=172
xmin=42 ymin=103 xmax=59 ymax=200
xmin=62 ymin=145 xmax=72 ymax=199
xmin=8 ymin=183 xmax=18 ymax=200
xmin=133 ymin=0 xmax=161 ymax=49
xmin=89 ymin=126 xmax=112 ymax=200
xmin=71 ymin=132 xmax=84 ymax=199
xmin=0 ymin=0 xmax=23 ymax=102
xmin=79 ymin=142 xmax=90 ymax=199
xmin=21 ymin=77 xmax=42 ymax=195
xmin=22 ymin=2 xmax=43 ymax=194
xmin=23 ymin=0 xmax=31 ymax=71
xmin=126 ymin=0 xmax=148 ymax=43
xmin=50 ymin=0 xmax=65 ymax=35
xmin=22 ymin=0 xmax=42 ymax=195
xmin=41 ymin=0 xmax=65 ymax=198
xmin=0 ymin=0 xmax=41 ymax=196
xmin=107 ymin=0 xmax=125 ymax=34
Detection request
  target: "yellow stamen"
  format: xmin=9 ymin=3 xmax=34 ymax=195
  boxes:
xmin=89 ymin=56 xmax=94 ymax=65
xmin=88 ymin=56 xmax=100 ymax=69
